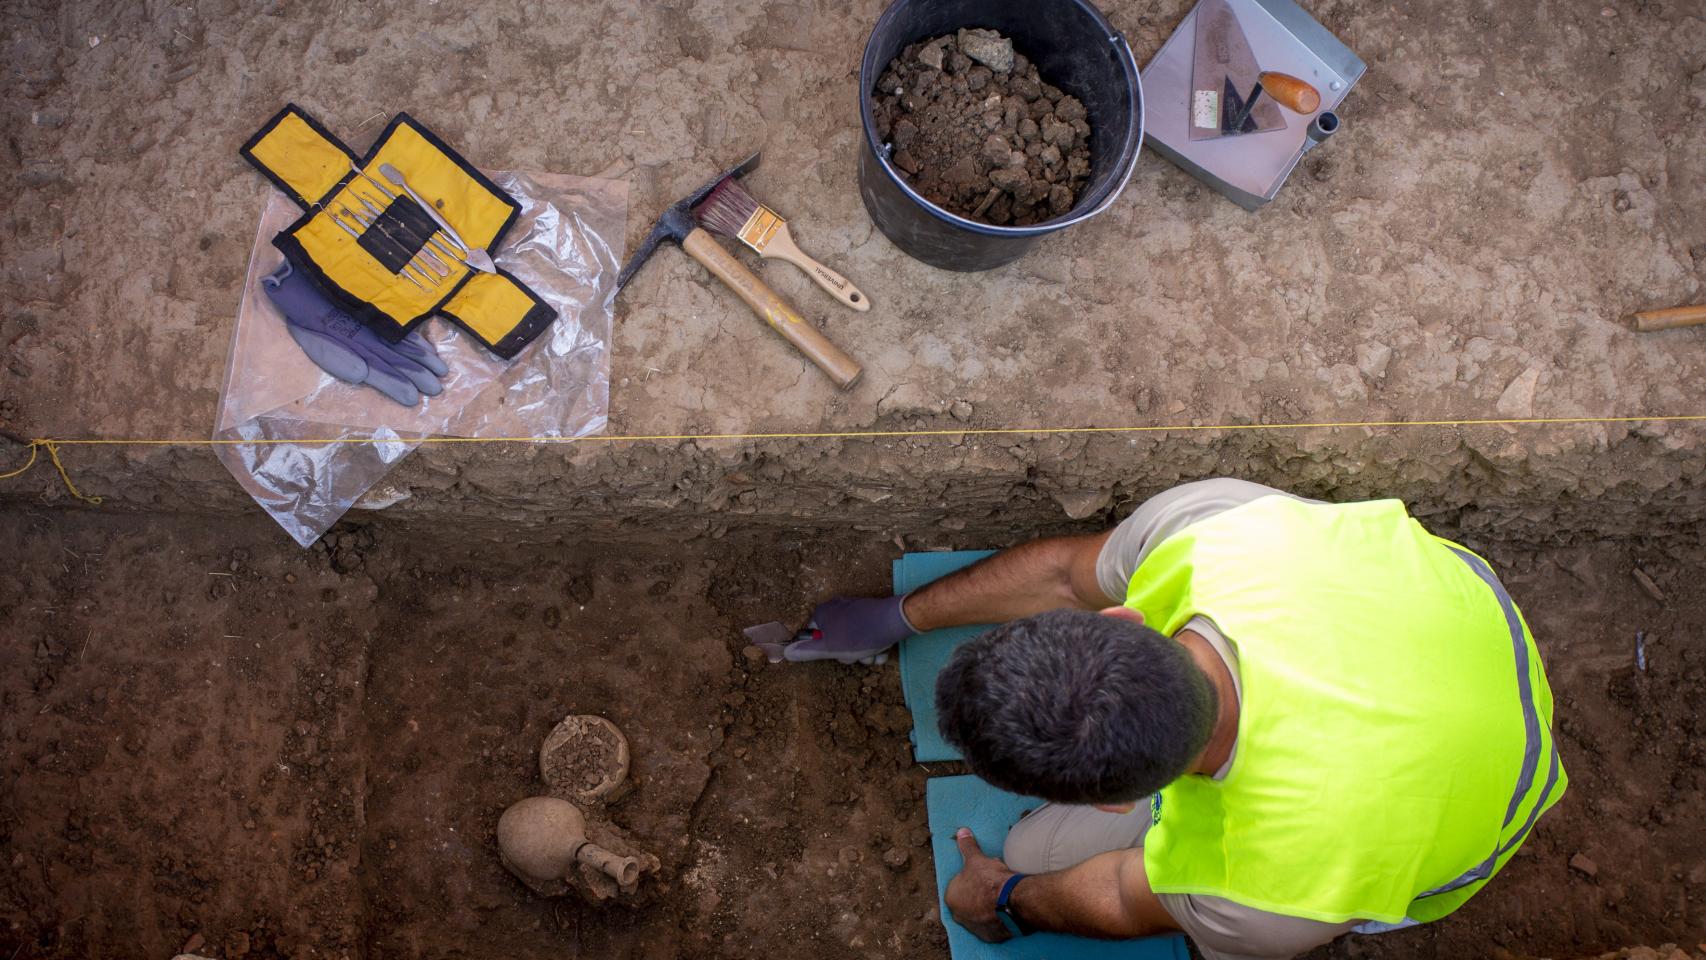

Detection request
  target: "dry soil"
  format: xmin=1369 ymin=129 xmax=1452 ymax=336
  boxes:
xmin=2 ymin=510 xmax=1703 ymax=959
xmin=2 ymin=0 xmax=1703 ymax=537
xmin=2 ymin=0 xmax=1704 ymax=954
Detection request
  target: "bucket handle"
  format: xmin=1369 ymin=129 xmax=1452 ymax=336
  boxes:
xmin=1074 ymin=33 xmax=1145 ymax=223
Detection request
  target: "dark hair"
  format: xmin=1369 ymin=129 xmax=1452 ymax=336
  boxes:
xmin=934 ymin=609 xmax=1216 ymax=804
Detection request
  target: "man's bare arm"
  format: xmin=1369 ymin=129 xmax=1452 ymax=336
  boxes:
xmin=783 ymin=530 xmax=1117 ymax=663
xmin=1012 ymin=847 xmax=1177 ymax=940
xmin=901 ymin=532 xmax=1116 ymax=632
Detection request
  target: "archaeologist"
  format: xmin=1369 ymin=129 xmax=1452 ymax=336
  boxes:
xmin=787 ymin=478 xmax=1566 ymax=958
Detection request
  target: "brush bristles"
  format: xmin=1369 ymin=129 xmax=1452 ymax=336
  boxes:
xmin=693 ymin=178 xmax=764 ymax=241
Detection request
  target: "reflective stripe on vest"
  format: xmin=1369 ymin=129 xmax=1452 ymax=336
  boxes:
xmin=1358 ymin=546 xmax=1565 ymax=932
xmin=1417 ymin=547 xmax=1562 ymax=897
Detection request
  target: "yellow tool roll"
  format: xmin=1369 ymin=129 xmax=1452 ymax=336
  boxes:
xmin=240 ymin=104 xmax=556 ymax=359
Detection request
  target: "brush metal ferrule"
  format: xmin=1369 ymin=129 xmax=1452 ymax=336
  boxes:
xmin=737 ymin=205 xmax=784 ymax=253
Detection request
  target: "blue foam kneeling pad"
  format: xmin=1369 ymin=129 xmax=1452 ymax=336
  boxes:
xmin=894 ymin=550 xmax=997 ymax=762
xmin=927 ymin=776 xmax=1190 ymax=960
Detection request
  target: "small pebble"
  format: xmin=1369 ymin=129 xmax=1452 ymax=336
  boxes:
xmin=891 ymin=118 xmax=918 ymax=149
xmin=915 ymin=40 xmax=945 ymax=70
xmin=989 ymin=166 xmax=1029 ymax=192
xmin=1041 ymin=117 xmax=1075 ymax=149
xmin=1570 ymin=852 xmax=1599 ymax=877
xmin=956 ymin=27 xmax=1014 ymax=73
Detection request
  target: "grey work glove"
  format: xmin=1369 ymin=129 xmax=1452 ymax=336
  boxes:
xmin=784 ymin=595 xmax=918 ymax=664
xmin=261 ymin=261 xmax=449 ymax=407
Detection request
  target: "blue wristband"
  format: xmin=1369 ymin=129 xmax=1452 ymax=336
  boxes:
xmin=995 ymin=872 xmax=1031 ymax=937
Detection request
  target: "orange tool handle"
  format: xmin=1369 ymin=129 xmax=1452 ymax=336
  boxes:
xmin=1258 ymin=72 xmax=1322 ymax=114
xmin=682 ymin=228 xmax=864 ymax=389
xmin=1632 ymin=304 xmax=1706 ymax=332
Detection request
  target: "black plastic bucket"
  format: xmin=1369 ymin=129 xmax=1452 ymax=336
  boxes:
xmin=857 ymin=0 xmax=1144 ymax=272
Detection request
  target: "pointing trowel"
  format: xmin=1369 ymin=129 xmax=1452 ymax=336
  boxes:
xmin=743 ymin=621 xmax=816 ymax=663
xmin=1189 ymin=0 xmax=1322 ymax=140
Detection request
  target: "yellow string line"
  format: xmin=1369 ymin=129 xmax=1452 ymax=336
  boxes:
xmin=4 ymin=414 xmax=1702 ymax=505
xmin=0 ymin=442 xmax=38 ymax=478
xmin=19 ymin=412 xmax=1706 ymax=446
xmin=0 ymin=440 xmax=104 ymax=504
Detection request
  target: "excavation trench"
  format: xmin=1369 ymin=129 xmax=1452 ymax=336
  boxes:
xmin=0 ymin=508 xmax=1701 ymax=959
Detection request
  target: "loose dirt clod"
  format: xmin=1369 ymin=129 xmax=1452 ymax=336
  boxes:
xmin=872 ymin=29 xmax=1093 ymax=225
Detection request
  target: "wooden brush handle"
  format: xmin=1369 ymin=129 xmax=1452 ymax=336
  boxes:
xmin=1632 ymin=303 xmax=1706 ymax=332
xmin=765 ymin=225 xmax=871 ymax=312
xmin=1258 ymin=72 xmax=1322 ymax=114
xmin=682 ymin=228 xmax=863 ymax=389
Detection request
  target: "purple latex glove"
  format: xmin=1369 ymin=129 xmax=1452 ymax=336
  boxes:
xmin=261 ymin=260 xmax=448 ymax=406
xmin=784 ymin=595 xmax=918 ymax=664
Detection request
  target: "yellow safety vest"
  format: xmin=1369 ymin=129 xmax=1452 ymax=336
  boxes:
xmin=1127 ymin=495 xmax=1565 ymax=926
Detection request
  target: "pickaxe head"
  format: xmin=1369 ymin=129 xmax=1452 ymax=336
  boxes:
xmin=615 ymin=152 xmax=761 ymax=294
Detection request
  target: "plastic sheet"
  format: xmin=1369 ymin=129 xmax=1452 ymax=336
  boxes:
xmin=214 ymin=170 xmax=627 ymax=546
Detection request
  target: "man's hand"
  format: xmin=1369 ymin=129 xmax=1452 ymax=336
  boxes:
xmin=945 ymin=828 xmax=1016 ymax=943
xmin=783 ymin=595 xmax=916 ymax=663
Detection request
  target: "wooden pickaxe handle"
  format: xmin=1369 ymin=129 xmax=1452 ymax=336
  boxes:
xmin=682 ymin=228 xmax=863 ymax=389
xmin=1632 ymin=303 xmax=1706 ymax=332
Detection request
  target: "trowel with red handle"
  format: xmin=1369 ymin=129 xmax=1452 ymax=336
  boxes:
xmin=1189 ymin=0 xmax=1322 ymax=140
xmin=743 ymin=621 xmax=816 ymax=663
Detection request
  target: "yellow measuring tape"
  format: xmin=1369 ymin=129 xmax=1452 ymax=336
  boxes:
xmin=4 ymin=413 xmax=1704 ymax=504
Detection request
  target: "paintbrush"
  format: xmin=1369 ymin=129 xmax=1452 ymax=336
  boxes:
xmin=693 ymin=178 xmax=871 ymax=312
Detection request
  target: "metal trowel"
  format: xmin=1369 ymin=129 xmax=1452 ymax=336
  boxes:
xmin=1189 ymin=0 xmax=1318 ymax=140
xmin=743 ymin=622 xmax=816 ymax=663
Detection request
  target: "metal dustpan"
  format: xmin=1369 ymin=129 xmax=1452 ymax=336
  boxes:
xmin=1143 ymin=0 xmax=1366 ymax=210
